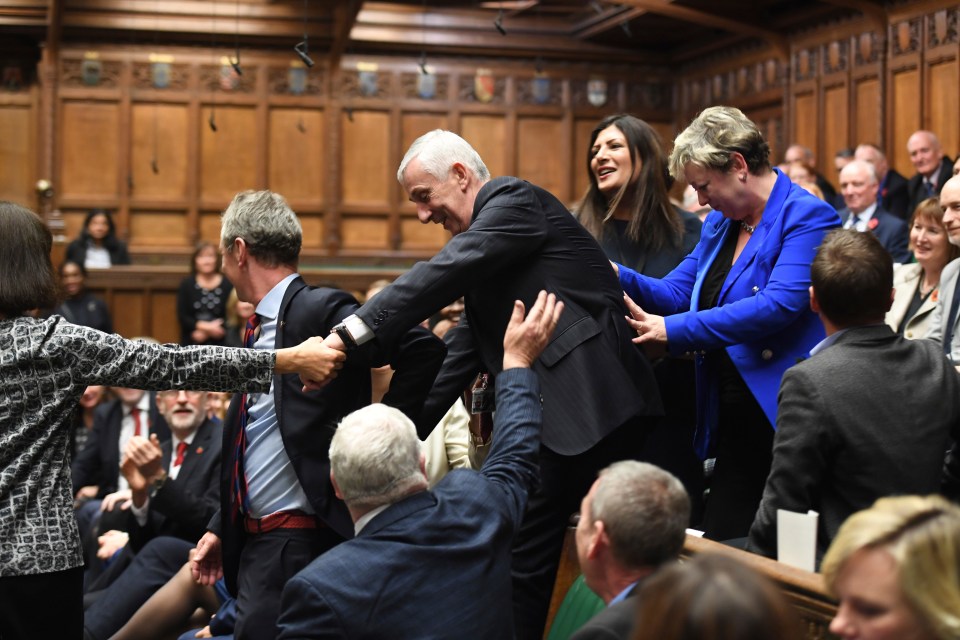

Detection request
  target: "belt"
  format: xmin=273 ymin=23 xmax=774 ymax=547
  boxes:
xmin=243 ymin=509 xmax=321 ymax=534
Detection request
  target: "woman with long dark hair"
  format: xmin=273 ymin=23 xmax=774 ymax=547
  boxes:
xmin=65 ymin=209 xmax=131 ymax=269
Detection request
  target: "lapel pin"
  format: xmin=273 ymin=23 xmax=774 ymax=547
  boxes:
xmin=195 ymin=447 xmax=203 ymax=455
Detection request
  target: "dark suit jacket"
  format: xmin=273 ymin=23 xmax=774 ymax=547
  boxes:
xmin=213 ymin=279 xmax=445 ymax=593
xmin=839 ymin=206 xmax=911 ymax=263
xmin=596 ymin=207 xmax=701 ymax=279
xmin=71 ymin=395 xmax=169 ymax=497
xmin=277 ymin=368 xmax=541 ymax=640
xmin=747 ymin=325 xmax=960 ymax=561
xmin=879 ymin=169 xmax=910 ymax=220
xmin=354 ymin=176 xmax=662 ymax=456
xmin=65 ymin=238 xmax=131 ymax=267
xmin=907 ymin=156 xmax=954 ymax=215
xmin=128 ymin=418 xmax=222 ymax=550
xmin=569 ymin=584 xmax=642 ymax=640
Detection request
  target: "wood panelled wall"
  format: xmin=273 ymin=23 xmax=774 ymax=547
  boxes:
xmin=1 ymin=47 xmax=672 ymax=266
xmin=676 ymin=2 xmax=960 ymax=194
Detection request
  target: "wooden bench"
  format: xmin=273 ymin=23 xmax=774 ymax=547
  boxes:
xmin=543 ymin=528 xmax=838 ymax=640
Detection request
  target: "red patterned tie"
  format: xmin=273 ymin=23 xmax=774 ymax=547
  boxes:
xmin=232 ymin=314 xmax=260 ymax=520
xmin=173 ymin=441 xmax=188 ymax=467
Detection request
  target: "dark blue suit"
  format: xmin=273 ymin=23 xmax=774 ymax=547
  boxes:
xmin=277 ymin=368 xmax=542 ymax=640
xmin=839 ymin=206 xmax=911 ymax=264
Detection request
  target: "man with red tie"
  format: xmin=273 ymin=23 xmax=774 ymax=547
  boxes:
xmin=191 ymin=190 xmax=445 ymax=640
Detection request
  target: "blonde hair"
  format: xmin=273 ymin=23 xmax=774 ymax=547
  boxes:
xmin=822 ymin=495 xmax=960 ymax=640
xmin=668 ymin=106 xmax=770 ymax=180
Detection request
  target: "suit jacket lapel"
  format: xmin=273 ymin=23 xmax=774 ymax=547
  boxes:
xmin=174 ymin=419 xmax=214 ymax=486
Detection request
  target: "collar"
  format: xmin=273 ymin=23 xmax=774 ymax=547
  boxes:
xmin=925 ymin=161 xmax=946 ymax=188
xmin=125 ymin=393 xmax=151 ymax=416
xmin=809 ymin=327 xmax=852 ymax=357
xmin=173 ymin=429 xmax=198 ymax=448
xmin=354 ymin=504 xmax=389 ymax=535
xmin=853 ymin=202 xmax=878 ymax=221
xmin=608 ymin=580 xmax=639 ymax=607
xmin=256 ymin=273 xmax=299 ymax=322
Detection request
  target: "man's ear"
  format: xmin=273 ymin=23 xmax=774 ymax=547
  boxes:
xmin=809 ymin=285 xmax=820 ymax=314
xmin=451 ymin=162 xmax=469 ymax=190
xmin=331 ymin=471 xmax=344 ymax=500
xmin=233 ymin=237 xmax=248 ymax=267
xmin=419 ymin=453 xmax=428 ymax=481
xmin=587 ymin=520 xmax=607 ymax=560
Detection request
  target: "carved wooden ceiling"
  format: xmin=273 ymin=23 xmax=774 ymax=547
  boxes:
xmin=0 ymin=0 xmax=894 ymax=66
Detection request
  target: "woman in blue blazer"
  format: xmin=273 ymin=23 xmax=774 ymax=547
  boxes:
xmin=616 ymin=106 xmax=840 ymax=540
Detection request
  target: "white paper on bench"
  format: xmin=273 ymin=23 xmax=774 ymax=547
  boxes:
xmin=777 ymin=509 xmax=818 ymax=572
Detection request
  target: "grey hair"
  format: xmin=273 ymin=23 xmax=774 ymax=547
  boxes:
xmin=589 ymin=461 xmax=690 ymax=570
xmin=397 ymin=130 xmax=491 ymax=183
xmin=668 ymin=106 xmax=770 ymax=179
xmin=843 ymin=159 xmax=878 ymax=184
xmin=220 ymin=190 xmax=302 ymax=268
xmin=910 ymin=130 xmax=942 ymax=149
xmin=329 ymin=404 xmax=427 ymax=510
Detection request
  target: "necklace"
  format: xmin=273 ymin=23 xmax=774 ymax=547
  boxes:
xmin=741 ymin=221 xmax=756 ymax=234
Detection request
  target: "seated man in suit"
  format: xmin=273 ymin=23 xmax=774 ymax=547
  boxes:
xmin=570 ymin=461 xmax=689 ymax=640
xmin=838 ymin=159 xmax=910 ymax=263
xmin=855 ymin=143 xmax=910 ymax=220
xmin=784 ymin=144 xmax=838 ymax=206
xmin=747 ymin=229 xmax=960 ymax=562
xmin=84 ymin=389 xmax=222 ymax=638
xmin=906 ymin=129 xmax=954 ymax=214
xmin=277 ymin=292 xmax=562 ymax=640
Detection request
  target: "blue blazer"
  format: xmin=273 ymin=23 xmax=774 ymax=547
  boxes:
xmin=276 ymin=368 xmax=542 ymax=640
xmin=618 ymin=171 xmax=840 ymax=457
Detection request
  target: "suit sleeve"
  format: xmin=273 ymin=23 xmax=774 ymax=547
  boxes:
xmin=277 ymin=575 xmax=348 ymax=640
xmin=354 ymin=182 xmax=548 ymax=350
xmin=148 ymin=461 xmax=221 ymax=541
xmin=479 ymin=368 xmax=543 ymax=527
xmin=413 ymin=320 xmax=482 ymax=438
xmin=746 ymin=367 xmax=831 ymax=557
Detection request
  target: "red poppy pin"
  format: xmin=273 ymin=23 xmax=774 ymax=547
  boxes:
xmin=933 ymin=289 xmax=939 ymax=302
xmin=868 ymin=218 xmax=879 ymax=230
xmin=195 ymin=447 xmax=203 ymax=455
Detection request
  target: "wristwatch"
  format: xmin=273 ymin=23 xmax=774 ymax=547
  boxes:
xmin=331 ymin=314 xmax=374 ymax=351
xmin=147 ymin=470 xmax=168 ymax=500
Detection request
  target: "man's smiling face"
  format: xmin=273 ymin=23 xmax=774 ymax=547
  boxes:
xmin=402 ymin=158 xmax=474 ymax=237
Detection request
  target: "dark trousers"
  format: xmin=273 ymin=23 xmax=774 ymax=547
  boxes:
xmin=701 ymin=396 xmax=775 ymax=541
xmin=235 ymin=526 xmax=343 ymax=640
xmin=511 ymin=418 xmax=648 ymax=640
xmin=84 ymin=536 xmax=194 ymax=640
xmin=0 ymin=566 xmax=83 ymax=639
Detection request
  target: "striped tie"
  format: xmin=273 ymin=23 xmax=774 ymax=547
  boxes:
xmin=231 ymin=314 xmax=260 ymax=520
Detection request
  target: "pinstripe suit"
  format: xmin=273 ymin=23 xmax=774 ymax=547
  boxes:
xmin=353 ymin=176 xmax=662 ymax=638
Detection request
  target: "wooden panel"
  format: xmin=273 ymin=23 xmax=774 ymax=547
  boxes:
xmin=129 ymin=211 xmax=190 ymax=246
xmin=573 ymin=118 xmax=597 ymax=203
xmin=300 ymin=214 xmax=324 ymax=249
xmin=150 ymin=292 xmax=179 ymax=344
xmin=268 ymin=109 xmax=325 ymax=202
xmin=822 ymin=85 xmax=848 ymax=193
xmin=341 ymin=216 xmax=389 ymax=249
xmin=460 ymin=115 xmax=506 ymax=179
xmin=517 ymin=117 xmax=564 ymax=197
xmin=854 ymin=78 xmax=880 ymax=146
xmin=401 ymin=113 xmax=449 ymax=156
xmin=400 ymin=216 xmax=447 ymax=251
xmin=341 ymin=111 xmax=390 ymax=206
xmin=200 ymin=106 xmax=258 ymax=203
xmin=112 ymin=291 xmax=146 ymax=338
xmin=61 ymin=101 xmax=119 ymax=199
xmin=891 ymin=69 xmax=921 ymax=178
xmin=929 ymin=59 xmax=959 ymax=162
xmin=131 ymin=104 xmax=189 ymax=199
xmin=0 ymin=105 xmax=34 ymax=205
xmin=791 ymin=93 xmax=816 ymax=160
xmin=200 ymin=212 xmax=223 ymax=246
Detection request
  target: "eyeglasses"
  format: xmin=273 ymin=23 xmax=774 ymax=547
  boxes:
xmin=157 ymin=390 xmax=205 ymax=400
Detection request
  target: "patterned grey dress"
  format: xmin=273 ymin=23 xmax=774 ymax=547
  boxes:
xmin=0 ymin=316 xmax=275 ymax=577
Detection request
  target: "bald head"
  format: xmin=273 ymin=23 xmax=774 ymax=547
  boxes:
xmin=907 ymin=130 xmax=943 ymax=178
xmin=854 ymin=144 xmax=889 ymax=181
xmin=840 ymin=160 xmax=878 ymax=214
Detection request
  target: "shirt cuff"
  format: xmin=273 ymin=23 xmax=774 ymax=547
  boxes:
xmin=131 ymin=497 xmax=150 ymax=527
xmin=342 ymin=314 xmax=374 ymax=346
